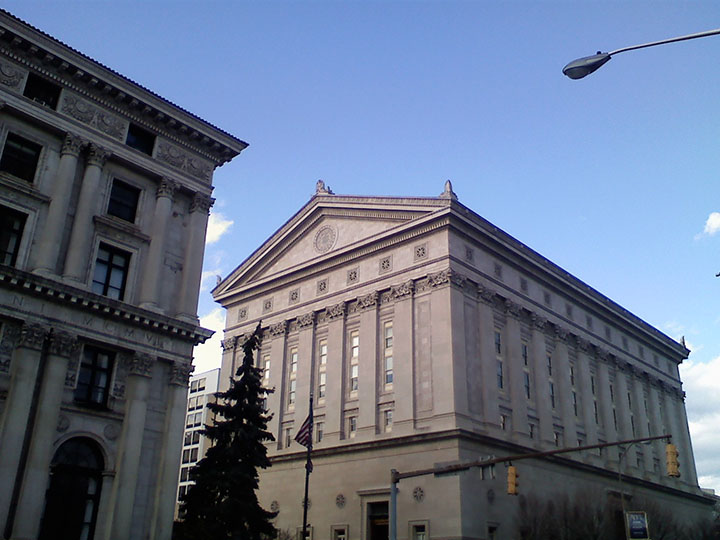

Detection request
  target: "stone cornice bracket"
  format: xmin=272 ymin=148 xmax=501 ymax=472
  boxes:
xmin=504 ymin=299 xmax=521 ymax=319
xmin=357 ymin=292 xmax=379 ymax=310
xmin=577 ymin=336 xmax=593 ymax=354
xmin=86 ymin=143 xmax=111 ymax=167
xmin=18 ymin=323 xmax=48 ymax=351
xmin=427 ymin=269 xmax=451 ymax=288
xmin=554 ymin=326 xmax=569 ymax=342
xmin=297 ymin=311 xmax=316 ymax=328
xmin=190 ymin=192 xmax=214 ymax=215
xmin=326 ymin=302 xmax=346 ymax=321
xmin=47 ymin=330 xmax=77 ymax=358
xmin=477 ymin=284 xmax=496 ymax=305
xmin=127 ymin=352 xmax=154 ymax=378
xmin=530 ymin=313 xmax=547 ymax=332
xmin=269 ymin=321 xmax=287 ymax=337
xmin=156 ymin=177 xmax=178 ymax=199
xmin=390 ymin=280 xmax=414 ymax=301
xmin=221 ymin=337 xmax=237 ymax=351
xmin=169 ymin=362 xmax=194 ymax=386
xmin=61 ymin=132 xmax=86 ymax=157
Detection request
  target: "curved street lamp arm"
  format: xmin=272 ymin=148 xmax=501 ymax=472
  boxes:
xmin=609 ymin=28 xmax=720 ymax=56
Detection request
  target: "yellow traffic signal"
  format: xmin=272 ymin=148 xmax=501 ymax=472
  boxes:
xmin=507 ymin=465 xmax=519 ymax=495
xmin=666 ymin=443 xmax=680 ymax=477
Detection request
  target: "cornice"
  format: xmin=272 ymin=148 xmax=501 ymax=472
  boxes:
xmin=0 ymin=264 xmax=212 ymax=344
xmin=0 ymin=12 xmax=247 ymax=164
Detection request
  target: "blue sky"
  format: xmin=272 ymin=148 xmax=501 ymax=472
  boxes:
xmin=7 ymin=1 xmax=720 ymax=493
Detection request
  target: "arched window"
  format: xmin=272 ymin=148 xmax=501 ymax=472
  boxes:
xmin=39 ymin=437 xmax=104 ymax=540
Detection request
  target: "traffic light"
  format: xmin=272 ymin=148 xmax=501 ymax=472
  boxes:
xmin=666 ymin=443 xmax=680 ymax=477
xmin=507 ymin=465 xmax=519 ymax=495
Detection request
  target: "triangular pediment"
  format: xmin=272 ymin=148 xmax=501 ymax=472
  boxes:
xmin=213 ymin=194 xmax=450 ymax=299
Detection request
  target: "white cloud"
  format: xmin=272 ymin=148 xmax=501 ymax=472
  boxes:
xmin=701 ymin=212 xmax=720 ymax=237
xmin=681 ymin=355 xmax=720 ymax=493
xmin=192 ymin=308 xmax=226 ymax=373
xmin=206 ymin=212 xmax=234 ymax=245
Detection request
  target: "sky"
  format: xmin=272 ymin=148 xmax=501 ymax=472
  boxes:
xmin=6 ymin=0 xmax=719 ymax=494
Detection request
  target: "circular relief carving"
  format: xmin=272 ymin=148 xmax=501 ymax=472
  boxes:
xmin=413 ymin=486 xmax=424 ymax=502
xmin=314 ymin=226 xmax=337 ymax=254
xmin=56 ymin=414 xmax=70 ymax=432
xmin=104 ymin=423 xmax=120 ymax=441
xmin=335 ymin=494 xmax=346 ymax=508
xmin=270 ymin=500 xmax=279 ymax=513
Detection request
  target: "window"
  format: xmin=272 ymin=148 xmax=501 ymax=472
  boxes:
xmin=549 ymin=382 xmax=555 ymax=409
xmin=496 ymin=360 xmax=503 ymax=389
xmin=74 ymin=346 xmax=114 ymax=406
xmin=627 ymin=391 xmax=632 ymax=409
xmin=547 ymin=355 xmax=552 ymax=376
xmin=288 ymin=379 xmax=296 ymax=406
xmin=383 ymin=409 xmax=393 ymax=432
xmin=263 ymin=355 xmax=270 ymax=382
xmin=594 ymin=401 xmax=599 ymax=424
xmin=180 ymin=466 xmax=191 ymax=482
xmin=521 ymin=343 xmax=528 ymax=365
xmin=319 ymin=340 xmax=327 ymax=365
xmin=610 ymin=384 xmax=615 ymax=402
xmin=384 ymin=323 xmax=393 ymax=348
xmin=494 ymin=331 xmax=502 ymax=354
xmin=572 ymin=391 xmax=578 ymax=416
xmin=384 ymin=356 xmax=393 ymax=385
xmin=316 ymin=422 xmax=324 ymax=443
xmin=553 ymin=431 xmax=561 ymax=447
xmin=570 ymin=366 xmax=575 ymax=386
xmin=348 ymin=416 xmax=357 ymax=437
xmin=591 ymin=375 xmax=596 ymax=395
xmin=383 ymin=322 xmax=393 ymax=386
xmin=285 ymin=428 xmax=292 ymax=448
xmin=188 ymin=396 xmax=197 ymax=411
xmin=290 ymin=348 xmax=298 ymax=373
xmin=0 ymin=132 xmax=41 ymax=182
xmin=613 ymin=409 xmax=618 ymax=430
xmin=318 ymin=372 xmax=326 ymax=398
xmin=411 ymin=524 xmax=427 ymax=540
xmin=190 ymin=380 xmax=199 ymax=393
xmin=528 ymin=423 xmax=535 ymax=439
xmin=23 ymin=72 xmax=61 ymax=109
xmin=350 ymin=364 xmax=359 ymax=391
xmin=333 ymin=527 xmax=347 ymax=540
xmin=499 ymin=414 xmax=507 ymax=431
xmin=523 ymin=372 xmax=531 ymax=399
xmin=126 ymin=123 xmax=155 ymax=155
xmin=0 ymin=206 xmax=27 ymax=266
xmin=107 ymin=179 xmax=140 ymax=222
xmin=92 ymin=243 xmax=130 ymax=300
xmin=350 ymin=331 xmax=359 ymax=358
xmin=197 ymin=378 xmax=206 ymax=392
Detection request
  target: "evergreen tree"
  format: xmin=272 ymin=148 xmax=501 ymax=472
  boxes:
xmin=176 ymin=324 xmax=277 ymax=540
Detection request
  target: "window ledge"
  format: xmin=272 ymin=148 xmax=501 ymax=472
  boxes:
xmin=94 ymin=215 xmax=150 ymax=244
xmin=0 ymin=173 xmax=50 ymax=203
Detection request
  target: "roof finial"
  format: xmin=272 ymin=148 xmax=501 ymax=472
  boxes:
xmin=439 ymin=179 xmax=457 ymax=201
xmin=316 ymin=179 xmax=334 ymax=195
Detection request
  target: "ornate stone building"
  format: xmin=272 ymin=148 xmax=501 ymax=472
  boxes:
xmin=0 ymin=10 xmax=246 ymax=540
xmin=213 ymin=181 xmax=714 ymax=539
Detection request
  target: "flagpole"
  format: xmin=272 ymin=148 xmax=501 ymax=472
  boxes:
xmin=301 ymin=393 xmax=313 ymax=540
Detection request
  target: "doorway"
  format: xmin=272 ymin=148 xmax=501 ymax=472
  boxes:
xmin=367 ymin=501 xmax=389 ymax=540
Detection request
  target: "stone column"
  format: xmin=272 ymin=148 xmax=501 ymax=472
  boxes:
xmin=576 ymin=342 xmax=599 ymax=445
xmin=295 ymin=314 xmax=316 ymax=431
xmin=0 ymin=324 xmax=47 ymax=533
xmin=104 ymin=353 xmax=153 ymax=540
xmin=324 ymin=304 xmax=346 ymax=443
xmin=266 ymin=323 xmax=288 ymax=449
xmin=63 ymin=144 xmax=111 ymax=284
xmin=646 ymin=379 xmax=665 ymax=480
xmin=357 ymin=294 xmax=378 ymax=438
xmin=149 ymin=361 xmax=193 ymax=540
xmin=630 ymin=369 xmax=653 ymax=473
xmin=13 ymin=332 xmax=77 ymax=539
xmin=391 ymin=282 xmax=414 ymax=436
xmin=530 ymin=315 xmax=554 ymax=447
xmin=554 ymin=329 xmax=577 ymax=448
xmin=176 ymin=193 xmax=213 ymax=322
xmin=504 ymin=302 xmax=528 ymax=440
xmin=139 ymin=178 xmax=177 ymax=311
xmin=477 ymin=288 xmax=499 ymax=430
xmin=596 ymin=354 xmax=619 ymax=463
xmin=33 ymin=133 xmax=84 ymax=276
xmin=670 ymin=391 xmax=699 ymax=486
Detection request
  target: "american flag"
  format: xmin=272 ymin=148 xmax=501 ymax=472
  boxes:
xmin=294 ymin=414 xmax=313 ymax=448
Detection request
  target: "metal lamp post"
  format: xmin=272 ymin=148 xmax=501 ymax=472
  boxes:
xmin=563 ymin=28 xmax=720 ymax=79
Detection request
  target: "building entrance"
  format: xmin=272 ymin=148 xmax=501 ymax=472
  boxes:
xmin=367 ymin=501 xmax=389 ymax=540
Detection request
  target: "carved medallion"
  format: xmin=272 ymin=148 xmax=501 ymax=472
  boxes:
xmin=314 ymin=226 xmax=337 ymax=254
xmin=335 ymin=494 xmax=346 ymax=508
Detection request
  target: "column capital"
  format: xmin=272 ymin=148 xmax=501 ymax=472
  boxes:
xmin=169 ymin=362 xmax=193 ymax=386
xmin=61 ymin=132 xmax=86 ymax=157
xmin=18 ymin=323 xmax=49 ymax=351
xmin=477 ymin=284 xmax=496 ymax=305
xmin=86 ymin=143 xmax=111 ymax=167
xmin=157 ymin=177 xmax=178 ymax=199
xmin=297 ymin=311 xmax=316 ymax=328
xmin=326 ymin=302 xmax=346 ymax=321
xmin=221 ymin=337 xmax=237 ymax=351
xmin=48 ymin=330 xmax=78 ymax=358
xmin=126 ymin=352 xmax=154 ymax=378
xmin=190 ymin=192 xmax=214 ymax=214
xmin=530 ymin=313 xmax=547 ymax=332
xmin=268 ymin=321 xmax=287 ymax=337
xmin=504 ymin=299 xmax=521 ymax=319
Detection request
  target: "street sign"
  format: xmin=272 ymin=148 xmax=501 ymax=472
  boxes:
xmin=625 ymin=511 xmax=650 ymax=540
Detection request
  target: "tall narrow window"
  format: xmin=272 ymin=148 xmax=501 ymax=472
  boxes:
xmin=319 ymin=339 xmax=327 ymax=365
xmin=285 ymin=428 xmax=292 ymax=448
xmin=572 ymin=391 xmax=578 ymax=416
xmin=263 ymin=355 xmax=270 ymax=382
xmin=524 ymin=372 xmax=531 ymax=399
xmin=348 ymin=416 xmax=357 ymax=437
xmin=107 ymin=179 xmax=140 ymax=223
xmin=349 ymin=330 xmax=359 ymax=392
xmin=383 ymin=409 xmax=393 ymax=432
xmin=494 ymin=331 xmax=502 ymax=354
xmin=316 ymin=422 xmax=324 ymax=443
xmin=0 ymin=132 xmax=42 ymax=182
xmin=318 ymin=372 xmax=326 ymax=398
xmin=610 ymin=384 xmax=615 ymax=402
xmin=0 ymin=205 xmax=27 ymax=266
xmin=290 ymin=348 xmax=298 ymax=373
xmin=92 ymin=243 xmax=130 ymax=300
xmin=288 ymin=379 xmax=296 ymax=406
xmin=350 ymin=364 xmax=359 ymax=391
xmin=75 ymin=347 xmax=114 ymax=407
xmin=317 ymin=338 xmax=327 ymax=400
xmin=496 ymin=360 xmax=504 ymax=389
xmin=383 ymin=322 xmax=393 ymax=386
xmin=570 ymin=366 xmax=575 ymax=386
xmin=591 ymin=375 xmax=596 ymax=395
xmin=594 ymin=401 xmax=599 ymax=424
xmin=521 ymin=342 xmax=528 ymax=365
xmin=547 ymin=355 xmax=553 ymax=376
xmin=549 ymin=382 xmax=555 ymax=409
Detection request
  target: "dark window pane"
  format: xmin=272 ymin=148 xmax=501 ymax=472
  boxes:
xmin=107 ymin=179 xmax=140 ymax=222
xmin=125 ymin=124 xmax=155 ymax=155
xmin=0 ymin=133 xmax=41 ymax=182
xmin=23 ymin=73 xmax=61 ymax=109
xmin=91 ymin=243 xmax=130 ymax=300
xmin=74 ymin=347 xmax=114 ymax=407
xmin=0 ymin=206 xmax=27 ymax=266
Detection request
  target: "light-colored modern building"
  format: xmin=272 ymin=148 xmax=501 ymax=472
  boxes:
xmin=213 ymin=181 xmax=715 ymax=539
xmin=176 ymin=368 xmax=220 ymax=517
xmin=0 ymin=10 xmax=246 ymax=540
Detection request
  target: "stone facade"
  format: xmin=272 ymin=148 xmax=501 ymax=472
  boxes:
xmin=0 ymin=10 xmax=246 ymax=540
xmin=214 ymin=181 xmax=715 ymax=539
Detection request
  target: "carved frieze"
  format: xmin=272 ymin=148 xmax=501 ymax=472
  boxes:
xmin=297 ymin=312 xmax=315 ymax=328
xmin=0 ymin=60 xmax=26 ymax=89
xmin=269 ymin=321 xmax=287 ymax=337
xmin=48 ymin=331 xmax=77 ymax=358
xmin=18 ymin=323 xmax=48 ymax=351
xmin=169 ymin=362 xmax=194 ymax=386
xmin=326 ymin=302 xmax=346 ymax=320
xmin=60 ymin=93 xmax=128 ymax=140
xmin=157 ymin=140 xmax=213 ymax=182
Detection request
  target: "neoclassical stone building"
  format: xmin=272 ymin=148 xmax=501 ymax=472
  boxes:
xmin=0 ymin=10 xmax=246 ymax=540
xmin=214 ymin=181 xmax=714 ymax=539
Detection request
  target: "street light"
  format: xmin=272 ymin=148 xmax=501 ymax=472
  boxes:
xmin=563 ymin=28 xmax=720 ymax=79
